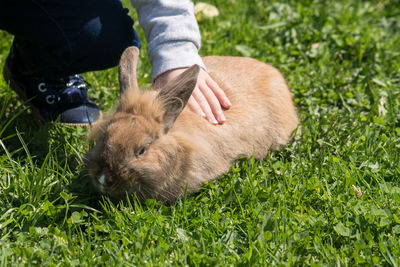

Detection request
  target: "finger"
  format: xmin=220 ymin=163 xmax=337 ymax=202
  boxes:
xmin=198 ymin=82 xmax=226 ymax=124
xmin=204 ymin=73 xmax=232 ymax=109
xmin=192 ymin=87 xmax=218 ymax=125
xmin=186 ymin=96 xmax=206 ymax=118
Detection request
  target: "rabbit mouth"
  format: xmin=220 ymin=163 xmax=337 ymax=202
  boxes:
xmin=95 ymin=171 xmax=142 ymax=199
xmin=97 ymin=174 xmax=106 ymax=193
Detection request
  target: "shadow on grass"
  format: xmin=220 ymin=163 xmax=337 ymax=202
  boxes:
xmin=0 ymin=93 xmax=73 ymax=165
xmin=0 ymin=90 xmax=102 ymax=206
xmin=0 ymin=94 xmax=51 ymax=160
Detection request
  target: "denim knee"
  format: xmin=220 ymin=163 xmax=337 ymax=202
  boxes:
xmin=2 ymin=0 xmax=140 ymax=78
xmin=67 ymin=1 xmax=141 ymax=75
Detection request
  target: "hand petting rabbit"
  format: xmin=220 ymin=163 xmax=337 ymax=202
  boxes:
xmin=87 ymin=46 xmax=298 ymax=203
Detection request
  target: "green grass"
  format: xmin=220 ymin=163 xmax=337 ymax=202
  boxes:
xmin=1 ymin=0 xmax=399 ymax=265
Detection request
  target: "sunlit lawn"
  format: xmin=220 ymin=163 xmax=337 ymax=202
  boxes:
xmin=0 ymin=0 xmax=399 ymax=265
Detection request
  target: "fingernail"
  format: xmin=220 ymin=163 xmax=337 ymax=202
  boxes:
xmin=225 ymin=100 xmax=232 ymax=108
xmin=201 ymin=112 xmax=206 ymax=118
xmin=209 ymin=118 xmax=218 ymax=125
xmin=218 ymin=113 xmax=226 ymax=123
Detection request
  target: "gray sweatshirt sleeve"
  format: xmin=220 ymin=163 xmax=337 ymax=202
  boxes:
xmin=131 ymin=0 xmax=206 ymax=81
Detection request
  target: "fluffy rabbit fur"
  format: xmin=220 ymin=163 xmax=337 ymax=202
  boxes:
xmin=87 ymin=46 xmax=298 ymax=203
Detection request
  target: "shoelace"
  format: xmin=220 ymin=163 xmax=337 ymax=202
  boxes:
xmin=40 ymin=75 xmax=90 ymax=106
xmin=65 ymin=75 xmax=89 ymax=89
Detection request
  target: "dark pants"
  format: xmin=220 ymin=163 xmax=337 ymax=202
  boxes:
xmin=0 ymin=0 xmax=140 ymax=79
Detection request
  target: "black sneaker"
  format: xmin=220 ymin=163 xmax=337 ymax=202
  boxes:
xmin=3 ymin=57 xmax=101 ymax=126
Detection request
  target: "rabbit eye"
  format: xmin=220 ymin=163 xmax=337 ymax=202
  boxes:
xmin=135 ymin=145 xmax=148 ymax=158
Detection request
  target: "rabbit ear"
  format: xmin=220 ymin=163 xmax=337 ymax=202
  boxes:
xmin=156 ymin=65 xmax=200 ymax=131
xmin=119 ymin=46 xmax=140 ymax=94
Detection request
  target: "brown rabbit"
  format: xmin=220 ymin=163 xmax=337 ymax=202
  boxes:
xmin=86 ymin=46 xmax=298 ymax=203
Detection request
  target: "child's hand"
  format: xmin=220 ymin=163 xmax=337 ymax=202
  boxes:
xmin=154 ymin=67 xmax=231 ymax=124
